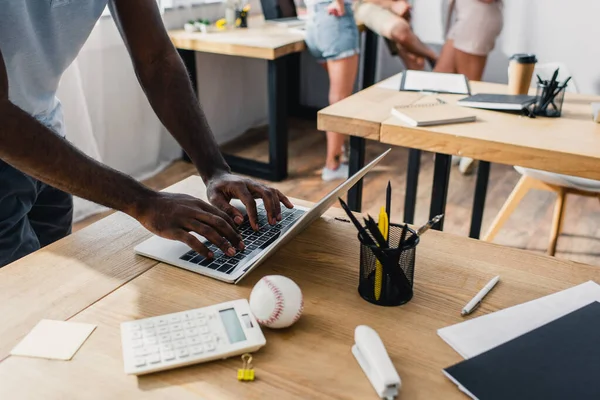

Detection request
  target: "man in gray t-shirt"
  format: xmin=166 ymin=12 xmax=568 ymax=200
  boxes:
xmin=0 ymin=1 xmax=293 ymax=267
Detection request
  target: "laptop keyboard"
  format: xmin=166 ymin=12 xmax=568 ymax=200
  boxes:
xmin=179 ymin=204 xmax=305 ymax=274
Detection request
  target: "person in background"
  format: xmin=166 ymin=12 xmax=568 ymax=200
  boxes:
xmin=305 ymin=0 xmax=360 ymax=181
xmin=434 ymin=0 xmax=503 ymax=174
xmin=354 ymin=0 xmax=438 ymax=69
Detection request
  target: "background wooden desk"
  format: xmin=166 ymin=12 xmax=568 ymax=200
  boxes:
xmin=2 ymin=176 xmax=600 ymax=399
xmin=169 ymin=16 xmax=377 ymax=183
xmin=318 ymin=74 xmax=600 ymax=237
xmin=169 ymin=18 xmax=306 ymax=182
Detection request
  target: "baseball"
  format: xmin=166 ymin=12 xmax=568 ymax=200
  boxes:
xmin=249 ymin=275 xmax=304 ymax=329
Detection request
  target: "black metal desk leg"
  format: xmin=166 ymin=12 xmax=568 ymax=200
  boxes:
xmin=267 ymin=58 xmax=288 ymax=181
xmin=429 ymin=153 xmax=451 ymax=231
xmin=404 ymin=149 xmax=421 ymax=224
xmin=348 ymin=136 xmax=366 ymax=212
xmin=469 ymin=161 xmax=491 ymax=239
xmin=362 ymin=29 xmax=379 ymax=89
xmin=177 ymin=49 xmax=198 ymax=163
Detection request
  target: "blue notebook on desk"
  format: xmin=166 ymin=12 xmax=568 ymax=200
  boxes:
xmin=443 ymin=301 xmax=600 ymax=400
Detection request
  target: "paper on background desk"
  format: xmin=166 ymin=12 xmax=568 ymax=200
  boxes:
xmin=11 ymin=319 xmax=96 ymax=361
xmin=438 ymin=281 xmax=600 ymax=359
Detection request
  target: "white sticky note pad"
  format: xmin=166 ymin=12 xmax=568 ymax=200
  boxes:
xmin=11 ymin=319 xmax=96 ymax=361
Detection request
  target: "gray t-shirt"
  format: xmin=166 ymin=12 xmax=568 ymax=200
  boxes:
xmin=0 ymin=0 xmax=108 ymax=136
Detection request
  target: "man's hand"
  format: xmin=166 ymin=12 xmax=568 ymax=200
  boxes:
xmin=206 ymin=173 xmax=294 ymax=231
xmin=327 ymin=0 xmax=345 ymax=16
xmin=135 ymin=192 xmax=244 ymax=258
xmin=390 ymin=0 xmax=411 ymax=17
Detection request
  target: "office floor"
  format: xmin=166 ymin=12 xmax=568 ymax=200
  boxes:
xmin=75 ymin=118 xmax=600 ymax=266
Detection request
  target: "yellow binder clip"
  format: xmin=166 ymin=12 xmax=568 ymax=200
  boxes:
xmin=237 ymin=353 xmax=255 ymax=382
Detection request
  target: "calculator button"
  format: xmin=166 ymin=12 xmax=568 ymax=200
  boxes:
xmin=144 ymin=337 xmax=158 ymax=345
xmin=131 ymin=339 xmax=143 ymax=348
xmin=194 ymin=311 xmax=205 ymax=319
xmin=147 ymin=354 xmax=161 ymax=364
xmin=163 ymin=351 xmax=175 ymax=361
xmin=201 ymin=334 xmax=212 ymax=343
xmin=199 ymin=326 xmax=209 ymax=334
xmin=170 ymin=324 xmax=183 ymax=332
xmin=204 ymin=343 xmax=216 ymax=352
xmin=190 ymin=345 xmax=204 ymax=355
xmin=130 ymin=331 xmax=142 ymax=340
xmin=142 ymin=321 xmax=154 ymax=329
xmin=169 ymin=315 xmax=181 ymax=323
xmin=183 ymin=321 xmax=196 ymax=329
xmin=185 ymin=328 xmax=199 ymax=337
xmin=156 ymin=318 xmax=168 ymax=326
xmin=173 ymin=339 xmax=187 ymax=349
xmin=129 ymin=324 xmax=141 ymax=331
xmin=160 ymin=343 xmax=174 ymax=352
xmin=197 ymin=318 xmax=207 ymax=326
xmin=186 ymin=337 xmax=201 ymax=346
xmin=159 ymin=334 xmax=172 ymax=343
xmin=146 ymin=345 xmax=159 ymax=354
xmin=134 ymin=357 xmax=146 ymax=367
xmin=134 ymin=348 xmax=147 ymax=357
xmin=172 ymin=332 xmax=185 ymax=341
xmin=142 ymin=329 xmax=156 ymax=337
xmin=157 ymin=326 xmax=170 ymax=335
xmin=181 ymin=312 xmax=194 ymax=321
xmin=176 ymin=349 xmax=189 ymax=358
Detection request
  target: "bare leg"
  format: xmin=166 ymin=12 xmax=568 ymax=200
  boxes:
xmin=454 ymin=48 xmax=488 ymax=81
xmin=325 ymin=55 xmax=359 ymax=170
xmin=389 ymin=19 xmax=437 ymax=66
xmin=433 ymin=40 xmax=457 ymax=73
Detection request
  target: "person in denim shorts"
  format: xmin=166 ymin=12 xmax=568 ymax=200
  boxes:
xmin=305 ymin=0 xmax=360 ymax=181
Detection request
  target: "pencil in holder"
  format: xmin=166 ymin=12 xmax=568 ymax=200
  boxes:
xmin=358 ymin=224 xmax=419 ymax=306
xmin=534 ymin=82 xmax=565 ymax=117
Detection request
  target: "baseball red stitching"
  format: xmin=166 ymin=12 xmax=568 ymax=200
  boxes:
xmin=256 ymin=277 xmax=285 ymax=326
xmin=292 ymin=297 xmax=303 ymax=324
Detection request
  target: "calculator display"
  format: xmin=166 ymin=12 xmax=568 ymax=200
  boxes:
xmin=219 ymin=308 xmax=247 ymax=343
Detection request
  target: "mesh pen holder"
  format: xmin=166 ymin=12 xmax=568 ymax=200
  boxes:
xmin=358 ymin=224 xmax=419 ymax=307
xmin=534 ymin=82 xmax=565 ymax=117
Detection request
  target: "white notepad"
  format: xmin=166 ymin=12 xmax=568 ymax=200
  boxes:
xmin=438 ymin=281 xmax=600 ymax=359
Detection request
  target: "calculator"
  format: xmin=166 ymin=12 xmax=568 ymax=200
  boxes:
xmin=120 ymin=299 xmax=266 ymax=375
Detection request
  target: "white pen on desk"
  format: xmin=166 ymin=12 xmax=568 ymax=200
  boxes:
xmin=461 ymin=275 xmax=500 ymax=316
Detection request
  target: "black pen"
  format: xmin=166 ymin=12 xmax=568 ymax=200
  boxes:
xmin=385 ymin=181 xmax=391 ymax=246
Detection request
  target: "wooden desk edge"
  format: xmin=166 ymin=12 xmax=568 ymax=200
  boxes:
xmin=380 ymin=122 xmax=600 ymax=180
xmin=317 ymin=111 xmax=381 ymax=141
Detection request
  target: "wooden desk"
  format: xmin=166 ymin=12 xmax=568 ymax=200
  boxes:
xmin=318 ymin=74 xmax=600 ymax=237
xmin=2 ymin=176 xmax=600 ymax=399
xmin=169 ymin=17 xmax=377 ymax=183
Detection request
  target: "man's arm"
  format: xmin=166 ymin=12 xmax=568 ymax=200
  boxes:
xmin=108 ymin=0 xmax=293 ymax=230
xmin=0 ymin=48 xmax=241 ymax=258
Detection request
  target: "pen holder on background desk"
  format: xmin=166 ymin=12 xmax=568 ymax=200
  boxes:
xmin=534 ymin=82 xmax=565 ymax=117
xmin=358 ymin=224 xmax=418 ymax=307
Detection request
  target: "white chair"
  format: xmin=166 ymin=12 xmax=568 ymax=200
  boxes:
xmin=483 ymin=63 xmax=600 ymax=256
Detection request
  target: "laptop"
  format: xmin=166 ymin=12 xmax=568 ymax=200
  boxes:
xmin=261 ymin=0 xmax=305 ymax=28
xmin=135 ymin=149 xmax=390 ymax=284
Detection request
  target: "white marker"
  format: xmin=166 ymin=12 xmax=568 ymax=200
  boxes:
xmin=461 ymin=275 xmax=500 ymax=316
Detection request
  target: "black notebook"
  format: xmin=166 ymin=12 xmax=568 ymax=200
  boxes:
xmin=443 ymin=301 xmax=600 ymax=400
xmin=457 ymin=94 xmax=536 ymax=111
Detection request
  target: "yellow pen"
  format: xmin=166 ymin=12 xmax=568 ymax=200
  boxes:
xmin=374 ymin=207 xmax=389 ymax=301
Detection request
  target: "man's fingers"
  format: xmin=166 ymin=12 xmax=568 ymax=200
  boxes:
xmin=235 ymin=185 xmax=259 ymax=230
xmin=209 ymin=195 xmax=245 ymax=225
xmin=276 ymin=189 xmax=294 ymax=209
xmin=176 ymin=231 xmax=212 ymax=258
xmin=198 ymin=200 xmax=237 ymax=230
xmin=188 ymin=219 xmax=240 ymax=256
xmin=261 ymin=189 xmax=281 ymax=224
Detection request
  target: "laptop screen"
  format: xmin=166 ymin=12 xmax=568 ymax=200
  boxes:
xmin=261 ymin=0 xmax=297 ymax=20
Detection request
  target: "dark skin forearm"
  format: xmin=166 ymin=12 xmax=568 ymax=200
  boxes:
xmin=109 ymin=0 xmax=229 ymax=182
xmin=0 ymin=52 xmax=152 ymax=217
